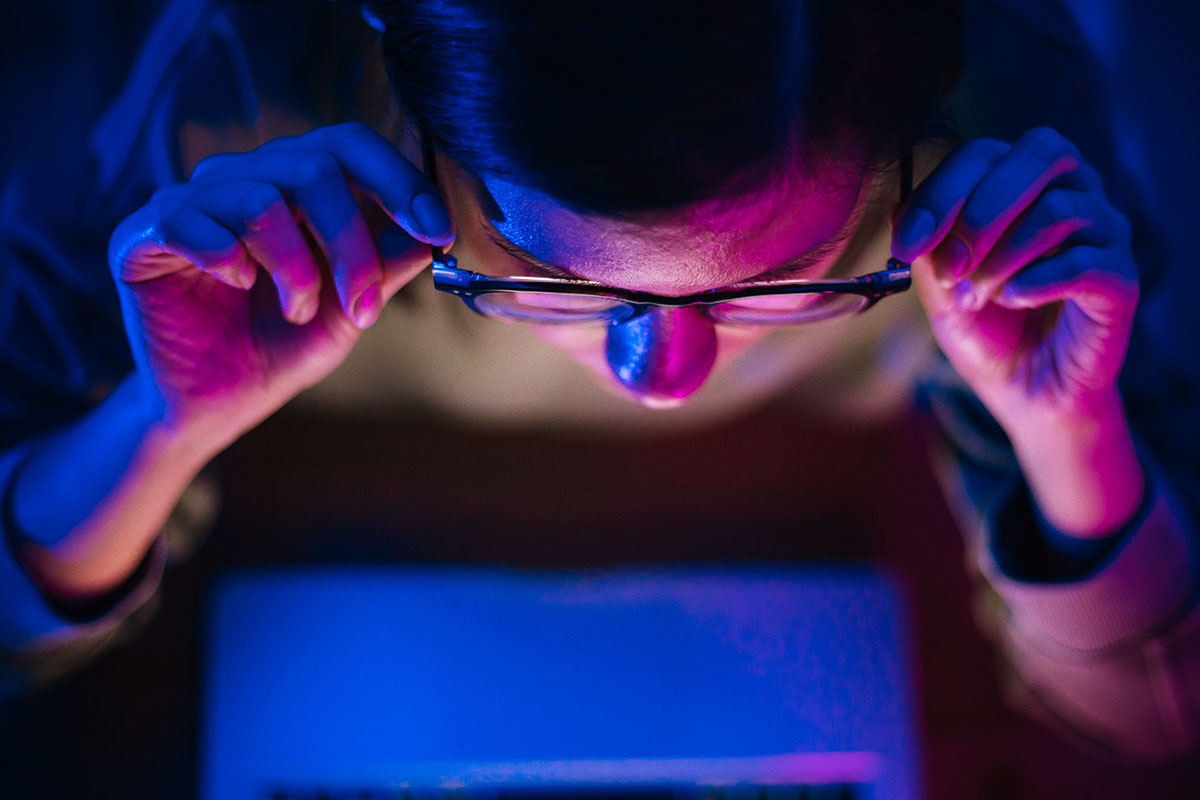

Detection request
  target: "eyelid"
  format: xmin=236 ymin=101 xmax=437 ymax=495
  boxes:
xmin=729 ymin=232 xmax=851 ymax=287
xmin=481 ymin=227 xmax=579 ymax=279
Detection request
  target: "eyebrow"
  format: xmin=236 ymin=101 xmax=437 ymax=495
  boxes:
xmin=477 ymin=214 xmax=856 ymax=287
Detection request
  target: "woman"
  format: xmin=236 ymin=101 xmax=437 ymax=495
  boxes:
xmin=1 ymin=0 xmax=1196 ymax=760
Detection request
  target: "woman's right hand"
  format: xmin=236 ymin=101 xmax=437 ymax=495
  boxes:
xmin=108 ymin=122 xmax=453 ymax=452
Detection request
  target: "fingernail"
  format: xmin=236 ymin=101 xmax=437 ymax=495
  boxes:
xmin=352 ymin=282 xmax=381 ymax=328
xmin=946 ymin=236 xmax=971 ymax=282
xmin=411 ymin=192 xmax=452 ymax=245
xmin=292 ymin=292 xmax=319 ymax=324
xmin=238 ymin=262 xmax=259 ymax=290
xmin=999 ymin=284 xmax=1031 ymax=309
xmin=953 ymin=279 xmax=976 ymax=312
xmin=895 ymin=208 xmax=935 ymax=256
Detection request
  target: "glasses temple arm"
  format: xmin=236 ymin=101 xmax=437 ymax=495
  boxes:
xmin=420 ymin=130 xmax=454 ymax=266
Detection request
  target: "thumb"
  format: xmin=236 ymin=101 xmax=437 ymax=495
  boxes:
xmin=909 ymin=252 xmax=957 ymax=323
xmin=890 ymin=206 xmax=954 ymax=321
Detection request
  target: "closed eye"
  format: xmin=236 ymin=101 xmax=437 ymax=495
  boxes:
xmin=728 ymin=227 xmax=856 ymax=287
xmin=483 ymin=228 xmax=581 ymax=280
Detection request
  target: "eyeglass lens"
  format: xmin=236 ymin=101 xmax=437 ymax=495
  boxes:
xmin=470 ymin=290 xmax=869 ymax=326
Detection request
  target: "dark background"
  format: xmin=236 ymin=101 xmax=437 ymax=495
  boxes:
xmin=2 ymin=3 xmax=1200 ymax=798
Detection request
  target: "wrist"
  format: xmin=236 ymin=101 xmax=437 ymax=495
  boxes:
xmin=12 ymin=374 xmax=216 ymax=600
xmin=1004 ymin=389 xmax=1145 ymax=539
xmin=128 ymin=372 xmax=228 ymax=468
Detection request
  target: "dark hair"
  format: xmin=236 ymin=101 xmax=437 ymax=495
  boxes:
xmin=371 ymin=0 xmax=961 ymax=215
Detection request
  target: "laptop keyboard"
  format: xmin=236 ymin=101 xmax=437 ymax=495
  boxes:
xmin=262 ymin=786 xmax=869 ymax=800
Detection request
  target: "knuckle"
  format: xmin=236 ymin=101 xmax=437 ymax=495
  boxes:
xmin=1020 ymin=126 xmax=1076 ymax=163
xmin=330 ymin=120 xmax=375 ymax=141
xmin=190 ymin=152 xmax=234 ymax=179
xmin=232 ymin=181 xmax=287 ymax=218
xmin=149 ymin=183 xmax=187 ymax=203
xmin=964 ymin=138 xmax=1009 ymax=159
xmin=922 ymin=184 xmax=967 ymax=223
xmin=1060 ymin=245 xmax=1090 ymax=277
xmin=1092 ymin=254 xmax=1124 ymax=286
xmin=145 ymin=196 xmax=188 ymax=241
xmin=1040 ymin=188 xmax=1078 ymax=223
xmin=1027 ymin=125 xmax=1065 ymax=149
xmin=110 ymin=200 xmax=184 ymax=271
xmin=1077 ymin=160 xmax=1104 ymax=188
xmin=1111 ymin=208 xmax=1132 ymax=240
xmin=257 ymin=131 xmax=303 ymax=151
xmin=332 ymin=247 xmax=378 ymax=286
xmin=292 ymin=151 xmax=344 ymax=186
xmin=960 ymin=197 xmax=993 ymax=233
xmin=288 ymin=258 xmax=322 ymax=292
xmin=109 ymin=208 xmax=153 ymax=267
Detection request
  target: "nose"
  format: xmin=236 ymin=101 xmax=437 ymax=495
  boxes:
xmin=605 ymin=307 xmax=718 ymax=407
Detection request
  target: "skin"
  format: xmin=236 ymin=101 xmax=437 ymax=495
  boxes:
xmin=436 ymin=151 xmax=872 ymax=407
xmin=16 ymin=124 xmax=1143 ymax=601
xmin=441 ymin=128 xmax=1144 ymax=540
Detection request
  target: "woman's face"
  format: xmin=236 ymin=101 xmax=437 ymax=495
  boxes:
xmin=437 ymin=153 xmax=872 ymax=408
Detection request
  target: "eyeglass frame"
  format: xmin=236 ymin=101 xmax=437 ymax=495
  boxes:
xmin=421 ymin=134 xmax=914 ymax=325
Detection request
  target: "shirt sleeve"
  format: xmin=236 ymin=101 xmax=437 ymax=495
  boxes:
xmin=977 ymin=452 xmax=1199 ymax=760
xmin=0 ymin=438 xmax=167 ymax=697
xmin=923 ymin=359 xmax=1200 ymax=761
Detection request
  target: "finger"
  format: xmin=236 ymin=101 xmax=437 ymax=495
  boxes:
xmin=264 ymin=122 xmax=455 ymax=246
xmin=360 ymin=187 xmax=436 ymax=303
xmin=943 ymin=128 xmax=1098 ymax=285
xmin=110 ymin=198 xmax=257 ymax=290
xmin=194 ymin=147 xmax=397 ymax=327
xmin=891 ymin=138 xmax=1009 ymax=264
xmin=376 ymin=226 xmax=434 ymax=299
xmin=291 ymin=180 xmax=382 ymax=328
xmin=187 ymin=123 xmax=454 ymax=326
xmin=225 ymin=148 xmax=381 ymax=328
xmin=188 ymin=181 xmax=324 ymax=325
xmin=956 ymin=189 xmax=1117 ymax=311
xmin=995 ymin=246 xmax=1138 ymax=322
xmin=188 ymin=150 xmax=382 ymax=326
xmin=908 ymin=251 xmax=953 ymax=324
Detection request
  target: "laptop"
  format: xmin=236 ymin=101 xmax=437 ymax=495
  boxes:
xmin=200 ymin=566 xmax=922 ymax=800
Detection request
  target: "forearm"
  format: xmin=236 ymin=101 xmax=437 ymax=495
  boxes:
xmin=1003 ymin=389 xmax=1145 ymax=539
xmin=970 ymin=464 xmax=1200 ymax=760
xmin=9 ymin=373 xmax=218 ymax=601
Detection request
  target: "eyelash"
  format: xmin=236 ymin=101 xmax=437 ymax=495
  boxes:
xmin=736 ymin=229 xmax=854 ymax=284
xmin=485 ymin=232 xmax=577 ymax=278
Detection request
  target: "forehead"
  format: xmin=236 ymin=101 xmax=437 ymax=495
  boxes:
xmin=479 ymin=158 xmax=865 ymax=294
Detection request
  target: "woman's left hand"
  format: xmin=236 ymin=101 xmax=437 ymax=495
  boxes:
xmin=891 ymin=127 xmax=1145 ymax=537
xmin=891 ymin=127 xmax=1138 ymax=429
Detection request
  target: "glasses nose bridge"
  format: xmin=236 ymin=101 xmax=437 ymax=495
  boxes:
xmin=618 ymin=298 xmax=716 ymax=324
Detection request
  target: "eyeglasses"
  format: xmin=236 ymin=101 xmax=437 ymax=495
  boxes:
xmin=422 ymin=137 xmax=912 ymax=326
